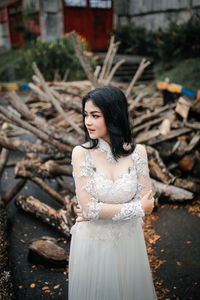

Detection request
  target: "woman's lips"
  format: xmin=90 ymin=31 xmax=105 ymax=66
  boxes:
xmin=87 ymin=129 xmax=95 ymax=133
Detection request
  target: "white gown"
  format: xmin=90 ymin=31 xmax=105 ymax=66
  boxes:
xmin=68 ymin=138 xmax=157 ymax=300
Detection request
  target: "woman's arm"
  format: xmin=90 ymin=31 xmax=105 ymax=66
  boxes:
xmin=72 ymin=145 xmax=154 ymax=222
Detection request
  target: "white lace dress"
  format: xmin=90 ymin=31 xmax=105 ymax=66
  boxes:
xmin=68 ymin=138 xmax=157 ymax=300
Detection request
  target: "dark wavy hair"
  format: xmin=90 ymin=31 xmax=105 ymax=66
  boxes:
xmin=81 ymin=85 xmax=135 ymax=160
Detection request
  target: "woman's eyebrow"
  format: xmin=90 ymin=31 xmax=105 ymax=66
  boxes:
xmin=84 ymin=110 xmax=101 ymax=114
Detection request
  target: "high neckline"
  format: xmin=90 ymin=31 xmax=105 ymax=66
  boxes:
xmin=98 ymin=138 xmax=116 ymax=163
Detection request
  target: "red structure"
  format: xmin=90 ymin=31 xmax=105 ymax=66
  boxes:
xmin=63 ymin=0 xmax=113 ymax=51
xmin=0 ymin=0 xmax=113 ymax=51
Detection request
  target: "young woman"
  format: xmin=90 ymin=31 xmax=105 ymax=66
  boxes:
xmin=68 ymin=86 xmax=157 ymax=300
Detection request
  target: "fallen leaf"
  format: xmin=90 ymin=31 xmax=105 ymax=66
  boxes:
xmin=53 ymin=284 xmax=60 ymax=289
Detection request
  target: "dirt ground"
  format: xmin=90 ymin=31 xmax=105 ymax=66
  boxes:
xmin=0 ymin=92 xmax=200 ymax=300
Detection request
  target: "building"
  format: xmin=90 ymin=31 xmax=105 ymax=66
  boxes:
xmin=0 ymin=0 xmax=113 ymax=52
xmin=0 ymin=0 xmax=200 ymax=53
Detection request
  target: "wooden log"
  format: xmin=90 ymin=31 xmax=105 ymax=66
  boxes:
xmin=28 ymin=237 xmax=68 ymax=267
xmin=132 ymin=116 xmax=164 ymax=135
xmin=126 ymin=58 xmax=151 ymax=98
xmin=151 ymin=178 xmax=194 ymax=201
xmin=132 ymin=103 xmax=176 ymax=127
xmin=32 ymin=62 xmax=84 ymax=136
xmin=15 ymin=195 xmax=75 ymax=237
xmin=14 ymin=168 xmax=66 ymax=205
xmin=0 ymin=148 xmax=9 ymax=180
xmin=175 ymin=97 xmax=192 ymax=121
xmin=174 ymin=177 xmax=200 ymax=194
xmin=146 ymin=146 xmax=175 ymax=184
xmin=69 ymin=31 xmax=100 ymax=88
xmin=7 ymin=90 xmax=80 ymax=146
xmin=0 ymin=135 xmax=57 ymax=155
xmin=0 ymin=179 xmax=26 ymax=208
xmin=0 ymin=105 xmax=72 ymax=152
xmin=147 ymin=128 xmax=192 ymax=146
xmin=55 ymin=176 xmax=75 ymax=194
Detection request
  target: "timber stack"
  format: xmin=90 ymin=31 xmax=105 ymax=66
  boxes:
xmin=0 ymin=32 xmax=199 ymax=240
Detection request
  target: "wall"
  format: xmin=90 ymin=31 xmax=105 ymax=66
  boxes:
xmin=115 ymin=0 xmax=200 ymax=30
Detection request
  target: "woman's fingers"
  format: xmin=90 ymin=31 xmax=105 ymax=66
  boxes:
xmin=76 ymin=216 xmax=89 ymax=222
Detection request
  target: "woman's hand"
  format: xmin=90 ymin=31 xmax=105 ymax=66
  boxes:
xmin=141 ymin=190 xmax=154 ymax=215
xmin=75 ymin=205 xmax=89 ymax=222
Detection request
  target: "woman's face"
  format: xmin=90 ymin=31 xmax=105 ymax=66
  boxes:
xmin=84 ymin=99 xmax=110 ymax=143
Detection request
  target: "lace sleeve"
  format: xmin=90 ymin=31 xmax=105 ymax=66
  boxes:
xmin=133 ymin=144 xmax=152 ymax=201
xmin=72 ymin=146 xmax=145 ymax=221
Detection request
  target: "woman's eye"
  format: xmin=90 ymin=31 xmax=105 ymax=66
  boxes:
xmin=93 ymin=115 xmax=99 ymax=119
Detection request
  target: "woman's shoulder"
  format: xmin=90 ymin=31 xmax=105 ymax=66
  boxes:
xmin=72 ymin=142 xmax=91 ymax=157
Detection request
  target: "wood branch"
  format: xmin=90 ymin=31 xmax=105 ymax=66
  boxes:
xmin=146 ymin=146 xmax=175 ymax=184
xmin=129 ymin=93 xmax=146 ymax=112
xmin=40 ymin=160 xmax=72 ymax=177
xmin=0 ymin=148 xmax=9 ymax=179
xmin=0 ymin=179 xmax=26 ymax=208
xmin=14 ymin=168 xmax=66 ymax=205
xmin=104 ymin=42 xmax=120 ymax=80
xmin=7 ymin=90 xmax=80 ymax=146
xmin=174 ymin=177 xmax=200 ymax=194
xmin=132 ymin=116 xmax=164 ymax=135
xmin=147 ymin=128 xmax=192 ymax=146
xmin=104 ymin=59 xmax=125 ymax=85
xmin=28 ymin=82 xmax=50 ymax=100
xmin=7 ymin=91 xmax=35 ymax=121
xmin=94 ymin=65 xmax=101 ymax=79
xmin=151 ymin=178 xmax=194 ymax=201
xmin=132 ymin=103 xmax=176 ymax=127
xmin=98 ymin=35 xmax=115 ymax=82
xmin=184 ymin=121 xmax=200 ymax=130
xmin=0 ymin=105 xmax=72 ymax=152
xmin=32 ymin=62 xmax=84 ymax=136
xmin=185 ymin=133 xmax=200 ymax=152
xmin=0 ymin=135 xmax=57 ymax=155
xmin=15 ymin=195 xmax=74 ymax=237
xmin=69 ymin=31 xmax=100 ymax=88
xmin=126 ymin=58 xmax=151 ymax=98
xmin=55 ymin=176 xmax=75 ymax=194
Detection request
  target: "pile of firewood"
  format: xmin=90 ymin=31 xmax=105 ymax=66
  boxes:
xmin=0 ymin=32 xmax=199 ymax=241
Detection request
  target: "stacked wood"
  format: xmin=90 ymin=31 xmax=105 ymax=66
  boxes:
xmin=0 ymin=32 xmax=199 ymax=241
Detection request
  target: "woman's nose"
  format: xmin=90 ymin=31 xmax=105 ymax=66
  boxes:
xmin=85 ymin=116 xmax=92 ymax=125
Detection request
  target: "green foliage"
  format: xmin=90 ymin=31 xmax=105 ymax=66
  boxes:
xmin=111 ymin=25 xmax=157 ymax=57
xmin=17 ymin=35 xmax=95 ymax=82
xmin=154 ymin=58 xmax=200 ymax=90
xmin=112 ymin=16 xmax=200 ymax=62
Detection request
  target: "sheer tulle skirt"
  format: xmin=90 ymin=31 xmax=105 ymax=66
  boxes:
xmin=68 ymin=220 xmax=157 ymax=300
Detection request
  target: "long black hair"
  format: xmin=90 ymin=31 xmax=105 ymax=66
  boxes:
xmin=81 ymin=85 xmax=135 ymax=160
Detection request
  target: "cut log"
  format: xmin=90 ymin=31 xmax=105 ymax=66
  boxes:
xmin=15 ymin=194 xmax=77 ymax=236
xmin=146 ymin=146 xmax=175 ymax=184
xmin=28 ymin=237 xmax=68 ymax=267
xmin=0 ymin=104 xmax=72 ymax=152
xmin=14 ymin=168 xmax=66 ymax=205
xmin=132 ymin=103 xmax=176 ymax=127
xmin=0 ymin=148 xmax=9 ymax=180
xmin=147 ymin=127 xmax=192 ymax=146
xmin=69 ymin=31 xmax=100 ymax=88
xmin=178 ymin=155 xmax=194 ymax=171
xmin=151 ymin=178 xmax=194 ymax=201
xmin=175 ymin=97 xmax=192 ymax=121
xmin=0 ymin=179 xmax=26 ymax=208
xmin=0 ymin=135 xmax=57 ymax=155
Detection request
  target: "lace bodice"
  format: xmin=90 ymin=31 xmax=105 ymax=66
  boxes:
xmin=71 ymin=139 xmax=151 ymax=222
